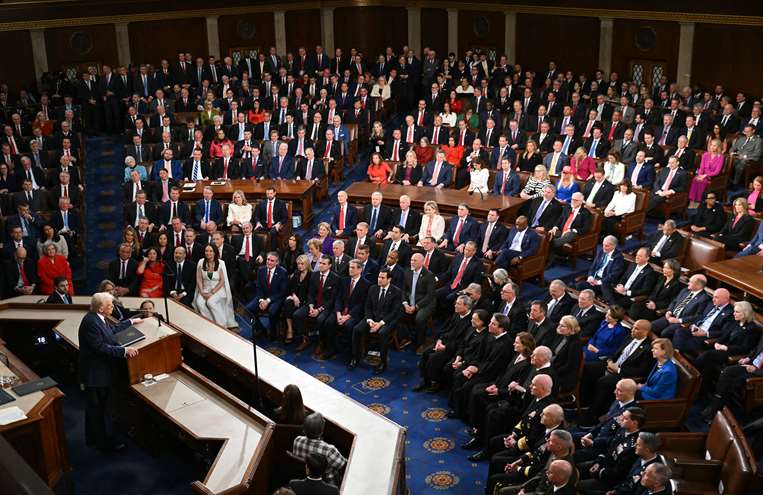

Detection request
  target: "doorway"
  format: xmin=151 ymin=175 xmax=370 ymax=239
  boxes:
xmin=629 ymin=59 xmax=666 ymax=89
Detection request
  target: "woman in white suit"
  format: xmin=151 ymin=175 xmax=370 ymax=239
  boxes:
xmin=416 ymin=200 xmax=446 ymax=245
xmin=194 ymin=244 xmax=237 ymax=328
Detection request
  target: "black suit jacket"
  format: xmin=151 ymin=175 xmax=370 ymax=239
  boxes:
xmin=390 ymin=208 xmax=421 ymax=237
xmin=552 ymin=335 xmax=583 ymax=392
xmin=306 ymin=271 xmax=340 ymax=311
xmin=473 ymin=332 xmax=516 ymax=383
xmin=422 ymin=248 xmax=450 ymax=281
xmin=334 ymin=276 xmax=370 ymax=319
xmin=613 ymin=336 xmax=656 ymax=382
xmin=478 ymin=221 xmax=509 ymax=255
xmin=378 ymin=239 xmax=412 ymax=267
xmin=361 ymin=204 xmax=393 ymax=234
xmin=497 ymin=300 xmax=529 ymax=336
xmin=526 ymin=197 xmax=563 ymax=230
xmin=648 ymin=231 xmax=684 ymax=261
xmin=330 ymin=254 xmax=351 ymax=277
xmin=528 ymin=318 xmax=558 ymax=348
xmin=573 ymin=306 xmax=605 ymax=339
xmin=163 ymin=260 xmax=197 ymax=306
xmin=402 ymin=268 xmax=436 ymax=311
xmin=554 ymin=205 xmax=593 ymax=235
xmin=13 ymin=189 xmax=46 ymax=212
xmin=582 ymin=179 xmax=615 ymax=209
xmin=617 ymin=262 xmax=657 ymax=298
xmin=364 ymin=283 xmax=403 ymax=327
xmin=443 ymin=255 xmax=482 ymax=292
xmin=544 ymin=293 xmax=576 ymax=324
xmin=289 ymin=478 xmax=339 ymax=495
xmin=2 ymin=258 xmax=38 ymax=297
xmin=107 ymin=258 xmax=139 ymax=295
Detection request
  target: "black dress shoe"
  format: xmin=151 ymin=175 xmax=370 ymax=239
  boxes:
xmin=373 ymin=362 xmax=387 ymax=374
xmin=412 ymin=382 xmax=429 ymax=392
xmin=468 ymin=450 xmax=489 ymax=462
xmin=347 ymin=358 xmax=358 ymax=370
xmin=461 ymin=437 xmax=481 ymax=450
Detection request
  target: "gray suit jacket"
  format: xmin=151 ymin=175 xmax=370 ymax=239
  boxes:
xmin=615 ymin=139 xmax=639 ymax=165
xmin=731 ymin=135 xmax=762 ymax=161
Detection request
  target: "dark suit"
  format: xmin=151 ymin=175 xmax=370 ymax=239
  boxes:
xmin=330 ymin=204 xmax=359 ymax=237
xmin=378 ymin=239 xmax=412 ymax=267
xmin=601 ymin=262 xmax=657 ymax=307
xmin=288 ymin=478 xmax=339 ymax=495
xmin=390 ymin=208 xmax=421 ymax=238
xmin=582 ymin=179 xmax=615 ymax=208
xmin=442 ymin=216 xmax=479 ymax=250
xmin=419 ymin=312 xmax=473 ymax=385
xmin=578 ymin=247 xmax=626 ymax=295
xmin=477 ymin=221 xmax=509 ymax=256
xmin=247 ymin=266 xmax=289 ymax=329
xmin=108 ymin=258 xmax=139 ymax=295
xmin=402 ymin=268 xmax=436 ymax=344
xmin=269 ymin=155 xmax=295 ymax=179
xmin=361 ymin=204 xmax=393 ymax=236
xmin=625 ymin=162 xmax=655 ymax=189
xmin=491 ymin=170 xmax=520 ymax=196
xmin=420 ymin=160 xmax=452 ymax=187
xmin=647 ymin=230 xmax=685 ymax=263
xmin=352 ymin=283 xmax=402 ymax=361
xmin=193 ymin=199 xmax=224 ymax=228
xmin=651 ymin=288 xmax=711 ymax=335
xmin=496 ymin=299 xmax=529 ymax=336
xmin=78 ymin=312 xmax=134 ymax=448
xmin=2 ymin=257 xmax=37 ymax=298
xmin=293 ymin=271 xmax=340 ymax=340
xmin=544 ymin=292 xmax=576 ymax=326
xmin=573 ymin=305 xmax=605 ymax=339
xmin=648 ymin=167 xmax=688 ymax=212
xmin=527 ymin=197 xmax=562 ymax=230
xmin=163 ymin=259 xmax=196 ymax=307
xmin=13 ymin=189 xmax=46 ymax=212
xmin=158 ymin=201 xmax=191 ymax=227
xmin=435 ymin=255 xmax=483 ymax=303
xmin=495 ymin=227 xmax=541 ymax=268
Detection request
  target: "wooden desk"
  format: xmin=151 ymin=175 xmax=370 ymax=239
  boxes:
xmin=345 ymin=182 xmax=526 ymax=221
xmin=0 ymin=297 xmax=407 ymax=495
xmin=0 ymin=341 xmax=69 ymax=488
xmin=179 ymin=179 xmax=316 ymax=227
xmin=705 ymin=256 xmax=763 ymax=300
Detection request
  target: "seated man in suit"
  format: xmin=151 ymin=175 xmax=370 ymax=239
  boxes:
xmin=295 ymin=147 xmax=324 ymax=183
xmin=354 ymin=243 xmax=379 ymax=283
xmin=246 ymin=252 xmax=289 ymax=335
xmin=577 ymin=235 xmax=625 ymax=296
xmin=78 ymin=293 xmax=143 ymax=452
xmin=213 ymin=145 xmax=242 ymax=180
xmin=293 ymin=256 xmax=339 ymax=352
xmin=494 ymin=215 xmax=540 ymax=269
xmin=490 ymin=135 xmax=517 ymax=169
xmin=614 ymin=128 xmax=639 ymax=165
xmin=601 ymin=247 xmax=657 ymax=308
xmin=346 ymin=221 xmax=378 ymax=260
xmin=527 ymin=184 xmax=563 ymax=231
xmin=478 ymin=209 xmax=509 ymax=259
xmin=230 ymin=222 xmax=263 ymax=293
xmin=544 ymin=139 xmax=569 ymax=176
xmin=46 ymin=276 xmax=72 ymax=304
xmin=378 ymin=225 xmax=412 ymax=268
xmin=573 ymin=289 xmax=605 ymax=339
xmin=194 ymin=186 xmax=224 ymax=230
xmin=418 ymin=149 xmax=452 ymax=188
xmin=625 ymin=151 xmax=655 ymax=190
xmin=492 ymin=158 xmax=520 ymax=196
xmin=543 ymin=279 xmax=576 ymax=326
xmin=253 ymin=186 xmax=289 ymax=249
xmin=3 ymin=246 xmax=37 ymax=298
xmin=413 ymin=294 xmax=474 ymax=392
xmin=348 ymin=268 xmax=402 ymax=373
xmin=330 ymin=190 xmax=358 ymax=238
xmin=439 ymin=203 xmax=479 ymax=253
xmin=151 ymin=148 xmax=183 ymax=181
xmin=361 ymin=191 xmax=393 ymax=239
xmin=165 ymin=245 xmax=196 ymax=307
xmin=2 ymin=226 xmax=36 ymax=262
xmin=494 ymin=282 xmax=528 ymax=335
xmin=329 ymin=240 xmax=351 ymax=277
xmin=647 ymin=219 xmax=684 ymax=264
xmin=269 ymin=142 xmax=295 ymax=179
xmin=647 ymin=156 xmax=687 ymax=214
xmin=107 ymin=243 xmax=139 ymax=296
xmin=435 ymin=241 xmax=483 ymax=305
xmin=582 ymin=168 xmax=615 ymax=209
xmin=183 ymin=148 xmax=211 ymax=181
xmin=548 ymin=192 xmax=592 ymax=262
xmin=158 ymin=186 xmax=191 ymax=228
xmin=388 ymin=194 xmax=421 ymax=241
xmin=663 ymin=287 xmax=732 ymax=344
xmin=13 ymin=179 xmax=46 ymax=212
xmin=323 ymin=259 xmax=370 ymax=360
xmin=651 ymin=274 xmax=711 ymax=335
xmin=6 ymin=202 xmax=41 ymax=242
xmin=289 ymin=452 xmax=340 ymax=495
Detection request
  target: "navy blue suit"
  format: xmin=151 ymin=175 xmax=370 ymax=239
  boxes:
xmin=651 ymin=288 xmax=711 ymax=335
xmin=324 ymin=276 xmax=371 ymax=356
xmin=489 ymin=146 xmax=517 ymax=168
xmin=578 ymin=247 xmax=625 ymax=293
xmin=420 ymin=160 xmax=452 ymax=187
xmin=491 ymin=170 xmax=520 ymax=196
xmin=495 ymin=227 xmax=541 ymax=268
xmin=246 ymin=266 xmax=288 ymax=326
xmin=443 ymin=216 xmax=479 ymax=250
xmin=78 ymin=311 xmax=134 ymax=449
xmin=330 ymin=203 xmax=358 ymax=237
xmin=361 ymin=257 xmax=380 ymax=283
xmin=625 ymin=162 xmax=655 ymax=189
xmin=665 ymin=302 xmax=733 ymax=350
xmin=151 ymin=159 xmax=183 ymax=180
xmin=194 ymin=198 xmax=224 ymax=228
xmin=269 ymin=155 xmax=295 ymax=179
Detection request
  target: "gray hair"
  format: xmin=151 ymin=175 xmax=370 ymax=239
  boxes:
xmin=734 ymin=300 xmax=754 ymax=322
xmin=603 ymin=235 xmax=619 ymax=247
xmin=492 ymin=268 xmax=510 ymax=284
xmin=648 ymin=463 xmax=672 ymax=487
xmin=466 ymin=283 xmax=481 ymax=296
xmin=303 ymin=412 xmax=325 ymax=439
xmin=638 ymin=431 xmax=659 ymax=453
xmin=550 ymin=429 xmax=573 ymax=449
xmin=332 ymin=240 xmax=345 ymax=248
xmin=90 ymin=292 xmax=113 ymax=312
xmin=456 ymin=295 xmax=474 ymax=310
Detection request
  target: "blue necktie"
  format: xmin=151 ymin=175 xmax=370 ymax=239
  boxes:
xmin=532 ymin=201 xmax=547 ymax=227
xmin=410 ymin=271 xmax=418 ymax=306
xmin=371 ymin=208 xmax=378 ymax=232
xmin=588 ymin=140 xmax=598 ymax=157
xmin=205 ymin=200 xmax=209 ymax=222
xmin=63 ymin=212 xmax=69 ymax=230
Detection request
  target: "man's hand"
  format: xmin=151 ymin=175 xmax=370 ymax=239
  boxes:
xmin=308 ymin=308 xmax=319 ymax=317
xmin=125 ymin=347 xmax=139 ymax=358
xmin=504 ymin=435 xmax=516 ymax=449
xmin=606 ymin=360 xmax=619 ymax=374
xmin=485 ymin=384 xmax=498 ymax=395
xmin=581 ymin=434 xmax=593 ymax=448
xmin=614 ymin=284 xmax=626 ymax=295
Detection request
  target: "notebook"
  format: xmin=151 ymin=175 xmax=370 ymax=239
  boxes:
xmin=113 ymin=326 xmax=146 ymax=347
xmin=11 ymin=376 xmax=57 ymax=396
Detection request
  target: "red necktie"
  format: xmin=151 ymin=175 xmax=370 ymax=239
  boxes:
xmin=450 ymin=258 xmax=468 ymax=289
xmin=267 ymin=200 xmax=273 ymax=228
xmin=244 ymin=236 xmax=251 ymax=261
xmin=317 ymin=274 xmax=325 ymax=307
xmin=392 ymin=141 xmax=399 ymax=161
xmin=339 ymin=205 xmax=345 ymax=230
xmin=19 ymin=263 xmax=28 ymax=286
xmin=63 ymin=185 xmax=68 ymax=198
xmin=176 ymin=233 xmax=181 ymax=245
xmin=453 ymin=219 xmax=464 ymax=245
xmin=501 ymin=173 xmax=508 ymax=194
xmin=223 ymin=159 xmax=229 ymax=179
xmin=432 ymin=127 xmax=439 ymax=145
xmin=266 ymin=269 xmax=271 ymax=288
xmin=562 ymin=209 xmax=576 ymax=232
xmin=424 ymin=252 xmax=431 ymax=269
xmin=608 ymin=123 xmax=616 ymax=141
xmin=324 ymin=141 xmax=331 ymax=158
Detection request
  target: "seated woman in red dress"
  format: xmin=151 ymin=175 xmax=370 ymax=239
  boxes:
xmin=137 ymin=247 xmax=165 ymax=298
xmin=367 ymin=152 xmax=393 ymax=185
xmin=37 ymin=243 xmax=73 ymax=295
xmin=414 ymin=136 xmax=434 ymax=165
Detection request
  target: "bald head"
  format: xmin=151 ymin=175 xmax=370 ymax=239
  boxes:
xmin=548 ymin=459 xmax=573 ymax=487
xmin=531 ymin=373 xmax=553 ymax=397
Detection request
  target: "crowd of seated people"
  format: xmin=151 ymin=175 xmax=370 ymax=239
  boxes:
xmin=5 ymin=39 xmax=763 ymax=494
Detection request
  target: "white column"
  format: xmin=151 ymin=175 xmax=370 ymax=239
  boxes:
xmin=206 ymin=16 xmax=220 ymax=59
xmin=321 ymin=7 xmax=334 ymax=55
xmin=598 ymin=17 xmax=614 ymax=75
xmin=114 ymin=22 xmax=131 ymax=66
xmin=676 ymin=22 xmax=695 ymax=87
xmin=274 ymin=10 xmax=287 ymax=55
xmin=447 ymin=9 xmax=458 ymax=56
xmin=407 ymin=6 xmax=421 ymax=55
xmin=30 ymin=29 xmax=48 ymax=82
xmin=504 ymin=12 xmax=517 ymax=62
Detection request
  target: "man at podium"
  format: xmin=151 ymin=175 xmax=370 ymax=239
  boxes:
xmin=78 ymin=292 xmax=143 ymax=452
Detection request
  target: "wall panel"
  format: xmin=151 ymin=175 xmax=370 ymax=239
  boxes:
xmin=128 ymin=17 xmax=207 ymax=66
xmin=333 ymin=6 xmax=407 ymax=57
xmin=516 ymin=14 xmax=599 ymax=75
xmin=218 ymin=13 xmax=275 ymax=58
xmin=45 ymin=24 xmax=118 ymax=71
xmin=0 ymin=30 xmax=35 ymax=92
xmin=692 ymin=23 xmax=763 ymax=95
xmin=457 ymin=10 xmax=504 ymax=58
xmin=611 ymin=19 xmax=679 ymax=84
xmin=421 ymin=8 xmax=448 ymax=58
xmin=284 ymin=9 xmax=321 ymax=55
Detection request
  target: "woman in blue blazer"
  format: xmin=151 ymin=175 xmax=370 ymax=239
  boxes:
xmin=584 ymin=305 xmax=628 ymax=362
xmin=637 ymin=337 xmax=678 ymax=400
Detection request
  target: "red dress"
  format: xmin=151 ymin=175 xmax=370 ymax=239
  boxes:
xmin=415 ymin=145 xmax=434 ymax=165
xmin=139 ymin=261 xmax=165 ymax=297
xmin=368 ymin=162 xmax=392 ymax=184
xmin=37 ymin=255 xmax=73 ymax=295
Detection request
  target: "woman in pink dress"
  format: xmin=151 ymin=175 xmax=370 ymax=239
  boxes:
xmin=688 ymin=139 xmax=725 ymax=207
xmin=745 ymin=176 xmax=763 ymax=215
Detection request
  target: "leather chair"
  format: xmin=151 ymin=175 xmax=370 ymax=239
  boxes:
xmin=677 ymin=232 xmax=726 ymax=276
xmin=655 ymin=189 xmax=690 ymax=221
xmin=658 ymin=408 xmax=757 ymax=495
xmin=637 ymin=350 xmax=700 ymax=430
xmin=507 ymin=228 xmax=550 ymax=288
xmin=557 ymin=206 xmax=602 ymax=268
xmin=615 ymin=189 xmax=649 ymax=243
xmin=346 ymin=123 xmax=359 ymax=166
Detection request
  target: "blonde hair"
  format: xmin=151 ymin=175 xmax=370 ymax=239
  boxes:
xmin=424 ymin=200 xmax=439 ymax=214
xmin=232 ymin=189 xmax=247 ymax=205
